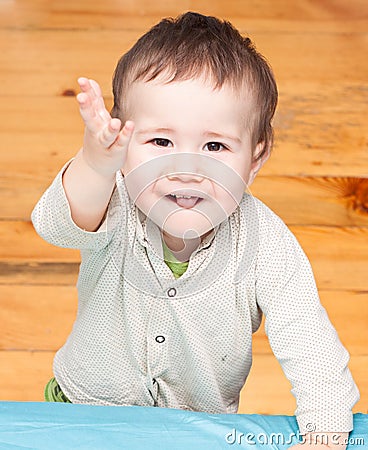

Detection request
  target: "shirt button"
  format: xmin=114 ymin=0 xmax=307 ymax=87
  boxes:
xmin=167 ymin=287 xmax=177 ymax=297
xmin=155 ymin=335 xmax=165 ymax=343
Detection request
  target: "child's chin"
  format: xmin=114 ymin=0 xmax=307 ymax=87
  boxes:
xmin=160 ymin=215 xmax=214 ymax=240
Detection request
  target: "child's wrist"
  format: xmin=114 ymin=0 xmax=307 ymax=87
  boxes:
xmin=80 ymin=147 xmax=118 ymax=181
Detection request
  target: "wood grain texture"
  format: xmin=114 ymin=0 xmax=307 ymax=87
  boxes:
xmin=1 ymin=286 xmax=366 ymax=355
xmin=0 ymin=0 xmax=366 ymax=414
xmin=2 ymin=86 xmax=367 ymax=177
xmin=0 ymin=262 xmax=79 ymax=286
xmin=1 ymin=29 xmax=368 ymax=95
xmin=1 ymin=0 xmax=368 ymax=29
xmin=252 ymin=290 xmax=368 ymax=356
xmin=1 ymin=93 xmax=368 ymax=210
xmin=1 ymin=222 xmax=367 ymax=290
xmin=0 ymin=221 xmax=78 ymax=261
xmin=4 ymin=172 xmax=368 ymax=224
xmin=0 ymin=350 xmax=365 ymax=414
xmin=239 ymin=354 xmax=368 ymax=415
xmin=292 ymin=226 xmax=368 ymax=291
xmin=0 ymin=285 xmax=77 ymax=351
xmin=0 ymin=351 xmax=54 ymax=401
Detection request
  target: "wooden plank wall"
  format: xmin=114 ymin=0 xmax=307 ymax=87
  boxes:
xmin=0 ymin=0 xmax=367 ymax=415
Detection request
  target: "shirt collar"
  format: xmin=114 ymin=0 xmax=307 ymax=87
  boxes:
xmin=135 ymin=207 xmax=218 ymax=257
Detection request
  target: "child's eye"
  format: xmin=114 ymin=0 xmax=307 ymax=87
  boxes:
xmin=205 ymin=142 xmax=227 ymax=152
xmin=151 ymin=138 xmax=172 ymax=147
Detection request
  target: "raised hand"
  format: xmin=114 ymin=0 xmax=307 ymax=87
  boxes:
xmin=76 ymin=77 xmax=134 ymax=178
xmin=61 ymin=77 xmax=134 ymax=231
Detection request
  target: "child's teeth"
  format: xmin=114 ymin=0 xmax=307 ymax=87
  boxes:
xmin=168 ymin=193 xmax=200 ymax=209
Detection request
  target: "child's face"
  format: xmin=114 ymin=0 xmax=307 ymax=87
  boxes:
xmin=122 ymin=77 xmax=264 ymax=243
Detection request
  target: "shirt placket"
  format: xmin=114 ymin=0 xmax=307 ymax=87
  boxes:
xmin=145 ymin=286 xmax=176 ymax=406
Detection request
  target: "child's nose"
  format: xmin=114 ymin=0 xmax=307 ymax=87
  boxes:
xmin=165 ymin=152 xmax=206 ymax=182
xmin=166 ymin=172 xmax=205 ymax=182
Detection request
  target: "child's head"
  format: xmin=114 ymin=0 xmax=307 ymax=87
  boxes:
xmin=112 ymin=11 xmax=278 ymax=161
xmin=111 ymin=12 xmax=278 ymax=247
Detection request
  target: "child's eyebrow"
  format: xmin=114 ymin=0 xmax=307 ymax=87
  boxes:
xmin=203 ymin=131 xmax=242 ymax=145
xmin=135 ymin=127 xmax=175 ymax=137
xmin=135 ymin=128 xmax=241 ymax=144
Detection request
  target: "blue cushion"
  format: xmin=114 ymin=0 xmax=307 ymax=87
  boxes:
xmin=0 ymin=402 xmax=366 ymax=449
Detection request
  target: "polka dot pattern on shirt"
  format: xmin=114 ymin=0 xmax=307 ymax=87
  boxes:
xmin=31 ymin=162 xmax=360 ymax=434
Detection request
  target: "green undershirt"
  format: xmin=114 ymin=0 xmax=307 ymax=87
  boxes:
xmin=162 ymin=239 xmax=189 ymax=279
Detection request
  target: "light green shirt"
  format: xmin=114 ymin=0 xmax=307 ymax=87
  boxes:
xmin=162 ymin=239 xmax=189 ymax=279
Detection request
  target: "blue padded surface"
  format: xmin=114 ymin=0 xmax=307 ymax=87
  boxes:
xmin=0 ymin=402 xmax=366 ymax=449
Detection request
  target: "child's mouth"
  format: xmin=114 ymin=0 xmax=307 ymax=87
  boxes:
xmin=166 ymin=194 xmax=203 ymax=209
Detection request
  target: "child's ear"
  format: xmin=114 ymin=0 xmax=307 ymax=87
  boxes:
xmin=247 ymin=141 xmax=270 ymax=186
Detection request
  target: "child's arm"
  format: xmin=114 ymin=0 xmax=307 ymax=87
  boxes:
xmin=62 ymin=77 xmax=134 ymax=232
xmin=254 ymin=209 xmax=359 ymax=441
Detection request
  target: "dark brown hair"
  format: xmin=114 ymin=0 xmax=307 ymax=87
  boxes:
xmin=112 ymin=11 xmax=278 ymax=159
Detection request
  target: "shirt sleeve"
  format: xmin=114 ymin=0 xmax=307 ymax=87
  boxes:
xmin=31 ymin=160 xmax=124 ymax=251
xmin=255 ymin=211 xmax=360 ymax=434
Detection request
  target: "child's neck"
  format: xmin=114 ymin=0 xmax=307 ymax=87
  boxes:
xmin=162 ymin=230 xmax=212 ymax=263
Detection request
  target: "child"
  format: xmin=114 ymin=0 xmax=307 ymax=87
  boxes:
xmin=32 ymin=12 xmax=359 ymax=448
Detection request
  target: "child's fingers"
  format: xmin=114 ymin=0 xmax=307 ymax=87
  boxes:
xmin=77 ymin=77 xmax=133 ymax=150
xmin=76 ymin=92 xmax=99 ymax=128
xmin=77 ymin=77 xmax=111 ymax=129
xmin=78 ymin=77 xmax=97 ymax=96
xmin=76 ymin=92 xmax=91 ymax=110
xmin=89 ymin=79 xmax=102 ymax=97
xmin=111 ymin=120 xmax=135 ymax=149
xmin=77 ymin=77 xmax=106 ymax=111
xmin=87 ymin=79 xmax=109 ymax=120
xmin=99 ymin=118 xmax=122 ymax=147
